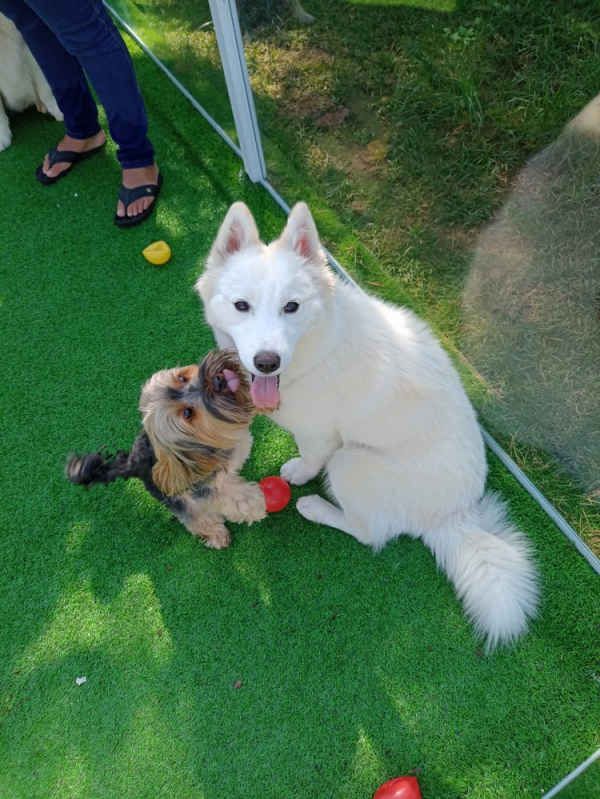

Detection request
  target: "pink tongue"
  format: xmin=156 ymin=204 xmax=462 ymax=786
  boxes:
xmin=222 ymin=368 xmax=240 ymax=393
xmin=250 ymin=375 xmax=280 ymax=408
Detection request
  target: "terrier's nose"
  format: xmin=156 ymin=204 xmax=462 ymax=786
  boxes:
xmin=212 ymin=374 xmax=227 ymax=392
xmin=254 ymin=351 xmax=281 ymax=374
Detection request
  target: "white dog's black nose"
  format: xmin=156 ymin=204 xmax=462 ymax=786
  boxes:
xmin=254 ymin=351 xmax=280 ymax=374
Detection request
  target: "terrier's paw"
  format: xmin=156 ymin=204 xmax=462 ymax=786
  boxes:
xmin=280 ymin=457 xmax=320 ymax=485
xmin=226 ymin=483 xmax=267 ymax=525
xmin=202 ymin=527 xmax=231 ymax=549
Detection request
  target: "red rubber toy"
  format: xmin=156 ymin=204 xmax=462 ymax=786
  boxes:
xmin=258 ymin=476 xmax=291 ymax=512
xmin=373 ymin=776 xmax=422 ymax=799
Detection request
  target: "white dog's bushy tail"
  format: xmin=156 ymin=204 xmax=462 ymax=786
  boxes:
xmin=422 ymin=493 xmax=539 ymax=650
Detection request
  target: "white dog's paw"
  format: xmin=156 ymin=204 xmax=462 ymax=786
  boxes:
xmin=48 ymin=103 xmax=63 ymax=122
xmin=280 ymin=457 xmax=320 ymax=485
xmin=296 ymin=495 xmax=335 ymax=525
xmin=0 ymin=129 xmax=12 ymax=151
xmin=35 ymin=97 xmax=63 ymax=121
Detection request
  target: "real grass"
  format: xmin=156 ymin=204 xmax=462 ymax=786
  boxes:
xmin=0 ymin=29 xmax=599 ymax=799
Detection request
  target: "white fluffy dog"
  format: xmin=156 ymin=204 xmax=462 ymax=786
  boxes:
xmin=196 ymin=202 xmax=540 ymax=649
xmin=0 ymin=13 xmax=62 ymax=151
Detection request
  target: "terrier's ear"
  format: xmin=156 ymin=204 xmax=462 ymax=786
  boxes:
xmin=278 ymin=202 xmax=324 ymax=265
xmin=152 ymin=446 xmax=222 ymax=497
xmin=208 ymin=202 xmax=260 ymax=267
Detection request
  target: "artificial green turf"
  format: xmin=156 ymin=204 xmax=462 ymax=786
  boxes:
xmin=0 ymin=35 xmax=599 ymax=799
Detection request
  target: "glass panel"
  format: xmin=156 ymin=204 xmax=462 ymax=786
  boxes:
xmin=107 ymin=0 xmax=237 ymax=143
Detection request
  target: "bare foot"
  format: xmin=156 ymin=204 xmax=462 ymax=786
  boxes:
xmin=42 ymin=130 xmax=106 ymax=179
xmin=116 ymin=163 xmax=160 ymax=220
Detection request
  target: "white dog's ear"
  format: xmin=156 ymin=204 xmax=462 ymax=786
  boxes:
xmin=209 ymin=202 xmax=260 ymax=266
xmin=279 ymin=202 xmax=324 ymax=264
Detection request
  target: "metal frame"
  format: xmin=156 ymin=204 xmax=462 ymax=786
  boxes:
xmin=540 ymin=747 xmax=600 ymax=798
xmin=206 ymin=0 xmax=266 ymax=182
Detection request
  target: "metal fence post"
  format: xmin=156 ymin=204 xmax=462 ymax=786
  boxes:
xmin=207 ymin=0 xmax=266 ymax=183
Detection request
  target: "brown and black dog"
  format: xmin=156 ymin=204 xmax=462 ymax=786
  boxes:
xmin=66 ymin=349 xmax=265 ymax=549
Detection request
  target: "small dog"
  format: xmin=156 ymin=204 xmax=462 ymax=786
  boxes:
xmin=0 ymin=13 xmax=63 ymax=151
xmin=66 ymin=349 xmax=266 ymax=549
xmin=196 ymin=202 xmax=540 ymax=648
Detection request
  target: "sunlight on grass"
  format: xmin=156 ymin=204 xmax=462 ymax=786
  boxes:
xmin=354 ymin=728 xmax=384 ymax=772
xmin=124 ymin=477 xmax=155 ymax=505
xmin=234 ymin=559 xmax=273 ymax=607
xmin=18 ymin=574 xmax=173 ymax=672
xmin=338 ymin=727 xmax=386 ymax=797
xmin=155 ymin=202 xmax=192 ymax=238
xmin=19 ymin=581 xmax=108 ymax=671
xmin=66 ymin=520 xmax=91 ymax=554
xmin=345 ymin=0 xmax=456 ymax=10
xmin=111 ymin=574 xmax=174 ymax=665
xmin=50 ymin=746 xmax=90 ymax=799
xmin=116 ymin=697 xmax=207 ymax=796
xmin=381 ymin=675 xmax=422 ymax=734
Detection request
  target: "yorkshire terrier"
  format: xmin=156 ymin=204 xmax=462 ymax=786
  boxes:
xmin=66 ymin=349 xmax=266 ymax=549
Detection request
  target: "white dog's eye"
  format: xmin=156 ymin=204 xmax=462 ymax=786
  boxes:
xmin=234 ymin=300 xmax=250 ymax=312
xmin=284 ymin=301 xmax=299 ymax=313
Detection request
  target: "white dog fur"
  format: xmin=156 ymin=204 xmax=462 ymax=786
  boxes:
xmin=0 ymin=13 xmax=62 ymax=151
xmin=196 ymin=201 xmax=540 ymax=649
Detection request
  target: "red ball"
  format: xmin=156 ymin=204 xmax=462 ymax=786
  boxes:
xmin=258 ymin=476 xmax=291 ymax=512
xmin=373 ymin=776 xmax=422 ymax=799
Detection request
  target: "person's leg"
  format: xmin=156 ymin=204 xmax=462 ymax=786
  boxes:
xmin=7 ymin=0 xmax=158 ymax=218
xmin=0 ymin=0 xmax=103 ymax=148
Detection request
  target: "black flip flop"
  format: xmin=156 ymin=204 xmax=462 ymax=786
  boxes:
xmin=35 ymin=143 xmax=105 ymax=185
xmin=114 ymin=172 xmax=164 ymax=228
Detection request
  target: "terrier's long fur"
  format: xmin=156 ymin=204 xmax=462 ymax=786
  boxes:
xmin=196 ymin=202 xmax=540 ymax=648
xmin=67 ymin=350 xmax=265 ymax=549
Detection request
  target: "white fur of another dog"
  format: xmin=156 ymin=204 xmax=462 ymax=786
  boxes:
xmin=0 ymin=13 xmax=62 ymax=151
xmin=196 ymin=202 xmax=540 ymax=649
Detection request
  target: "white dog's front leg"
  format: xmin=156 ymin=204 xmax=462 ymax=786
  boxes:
xmin=296 ymin=495 xmax=372 ymax=545
xmin=0 ymin=102 xmax=12 ymax=152
xmin=281 ymin=457 xmax=322 ymax=485
xmin=280 ymin=434 xmax=340 ymax=485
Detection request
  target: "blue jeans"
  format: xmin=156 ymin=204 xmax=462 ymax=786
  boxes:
xmin=0 ymin=0 xmax=154 ymax=168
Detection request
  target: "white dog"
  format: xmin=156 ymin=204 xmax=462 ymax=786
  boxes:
xmin=196 ymin=202 xmax=539 ymax=649
xmin=0 ymin=13 xmax=63 ymax=151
